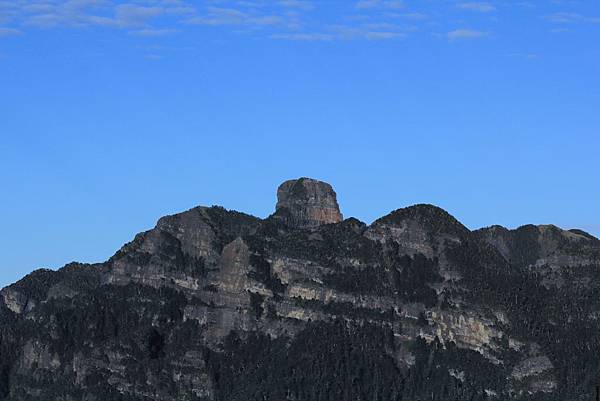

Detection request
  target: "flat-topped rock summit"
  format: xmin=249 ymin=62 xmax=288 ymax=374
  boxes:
xmin=275 ymin=177 xmax=343 ymax=228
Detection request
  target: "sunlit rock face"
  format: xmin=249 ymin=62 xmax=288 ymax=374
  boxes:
xmin=0 ymin=178 xmax=599 ymax=401
xmin=275 ymin=177 xmax=343 ymax=228
xmin=0 ymin=288 xmax=30 ymax=315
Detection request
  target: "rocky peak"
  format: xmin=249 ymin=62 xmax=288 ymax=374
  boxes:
xmin=474 ymin=223 xmax=600 ymax=268
xmin=275 ymin=177 xmax=343 ymax=228
xmin=369 ymin=204 xmax=470 ymax=243
xmin=365 ymin=204 xmax=470 ymax=258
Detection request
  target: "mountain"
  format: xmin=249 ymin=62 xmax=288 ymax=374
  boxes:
xmin=1 ymin=177 xmax=599 ymax=401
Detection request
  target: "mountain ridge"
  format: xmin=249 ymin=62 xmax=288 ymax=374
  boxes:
xmin=1 ymin=178 xmax=599 ymax=401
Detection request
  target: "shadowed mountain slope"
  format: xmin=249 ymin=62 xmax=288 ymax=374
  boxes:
xmin=1 ymin=178 xmax=599 ymax=401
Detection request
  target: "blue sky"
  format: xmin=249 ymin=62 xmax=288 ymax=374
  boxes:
xmin=1 ymin=0 xmax=599 ymax=288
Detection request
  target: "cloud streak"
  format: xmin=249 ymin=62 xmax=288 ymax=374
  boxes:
xmin=271 ymin=22 xmax=407 ymax=41
xmin=458 ymin=2 xmax=495 ymax=13
xmin=0 ymin=27 xmax=22 ymax=37
xmin=355 ymin=0 xmax=404 ymax=10
xmin=0 ymin=0 xmax=596 ymax=45
xmin=544 ymin=12 xmax=600 ymax=24
xmin=447 ymin=28 xmax=487 ymax=40
xmin=278 ymin=1 xmax=314 ymax=11
xmin=130 ymin=28 xmax=178 ymax=37
xmin=17 ymin=0 xmax=194 ymax=29
xmin=186 ymin=6 xmax=286 ymax=28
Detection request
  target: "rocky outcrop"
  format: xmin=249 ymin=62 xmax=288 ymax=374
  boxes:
xmin=275 ymin=177 xmax=343 ymax=228
xmin=366 ymin=204 xmax=469 ymax=258
xmin=475 ymin=223 xmax=600 ymax=269
xmin=0 ymin=178 xmax=599 ymax=401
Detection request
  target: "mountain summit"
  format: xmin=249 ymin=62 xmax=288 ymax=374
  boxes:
xmin=1 ymin=178 xmax=599 ymax=401
xmin=275 ymin=177 xmax=343 ymax=228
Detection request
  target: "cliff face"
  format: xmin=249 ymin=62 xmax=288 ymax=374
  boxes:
xmin=275 ymin=178 xmax=343 ymax=228
xmin=1 ymin=178 xmax=599 ymax=401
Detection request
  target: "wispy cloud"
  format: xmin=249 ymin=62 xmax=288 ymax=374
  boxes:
xmin=271 ymin=32 xmax=334 ymax=41
xmin=278 ymin=0 xmax=314 ymax=11
xmin=393 ymin=12 xmax=428 ymax=20
xmin=19 ymin=0 xmax=194 ymax=29
xmin=186 ymin=6 xmax=285 ymax=28
xmin=0 ymin=0 xmax=596 ymax=49
xmin=355 ymin=0 xmax=404 ymax=10
xmin=544 ymin=12 xmax=582 ymax=23
xmin=447 ymin=29 xmax=487 ymax=40
xmin=0 ymin=27 xmax=21 ymax=37
xmin=331 ymin=24 xmax=406 ymax=40
xmin=131 ymin=28 xmax=178 ymax=37
xmin=271 ymin=23 xmax=407 ymax=41
xmin=458 ymin=2 xmax=495 ymax=13
xmin=544 ymin=12 xmax=600 ymax=24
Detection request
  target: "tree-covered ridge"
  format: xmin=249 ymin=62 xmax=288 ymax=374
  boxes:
xmin=1 ymin=183 xmax=600 ymax=401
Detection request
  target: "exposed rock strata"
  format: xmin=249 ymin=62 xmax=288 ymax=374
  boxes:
xmin=275 ymin=177 xmax=343 ymax=228
xmin=0 ymin=178 xmax=599 ymax=401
